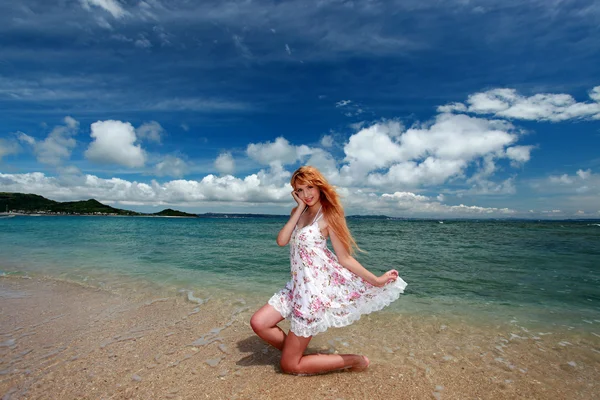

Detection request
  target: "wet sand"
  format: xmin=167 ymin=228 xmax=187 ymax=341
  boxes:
xmin=1 ymin=276 xmax=598 ymax=399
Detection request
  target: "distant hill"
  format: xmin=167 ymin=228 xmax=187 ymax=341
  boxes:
xmin=0 ymin=192 xmax=140 ymax=215
xmin=0 ymin=192 xmax=60 ymax=212
xmin=0 ymin=192 xmax=193 ymax=217
xmin=152 ymin=208 xmax=198 ymax=218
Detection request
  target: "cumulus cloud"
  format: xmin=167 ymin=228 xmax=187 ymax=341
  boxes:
xmin=577 ymin=169 xmax=592 ymax=180
xmin=247 ymin=137 xmax=311 ymax=166
xmin=341 ymin=115 xmax=519 ymax=189
xmin=0 ymin=171 xmax=520 ymax=217
xmin=549 ymin=169 xmax=593 ymax=186
xmin=80 ymin=0 xmax=128 ymax=19
xmin=17 ymin=116 xmax=80 ymax=166
xmin=438 ymin=85 xmax=600 ymax=121
xmin=505 ymin=145 xmax=534 ymax=165
xmin=549 ymin=174 xmax=574 ymax=185
xmin=590 ymin=87 xmax=600 ymax=102
xmin=344 ymin=189 xmax=516 ymax=217
xmin=154 ymin=156 xmax=188 ymax=178
xmin=136 ymin=121 xmax=164 ymax=143
xmin=85 ymin=120 xmax=146 ymax=167
xmin=246 ymin=137 xmax=338 ymax=180
xmin=214 ymin=152 xmax=235 ymax=175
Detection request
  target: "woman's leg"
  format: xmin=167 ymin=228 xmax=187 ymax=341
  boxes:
xmin=250 ymin=303 xmax=286 ymax=350
xmin=280 ymin=331 xmax=369 ymax=375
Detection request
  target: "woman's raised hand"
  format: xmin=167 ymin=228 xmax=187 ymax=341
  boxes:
xmin=374 ymin=270 xmax=399 ymax=287
xmin=291 ymin=190 xmax=305 ymax=207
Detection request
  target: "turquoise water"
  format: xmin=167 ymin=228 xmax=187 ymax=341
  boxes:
xmin=1 ymin=216 xmax=599 ymax=329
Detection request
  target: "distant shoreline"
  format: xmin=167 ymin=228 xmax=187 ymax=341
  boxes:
xmin=1 ymin=211 xmax=599 ymax=222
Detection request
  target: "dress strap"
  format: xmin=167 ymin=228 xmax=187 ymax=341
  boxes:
xmin=311 ymin=206 xmax=323 ymax=225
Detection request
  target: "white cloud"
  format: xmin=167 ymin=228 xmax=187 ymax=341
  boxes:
xmin=303 ymin=148 xmax=338 ymax=178
xmin=344 ymin=189 xmax=516 ymax=217
xmin=320 ymin=135 xmax=334 ymax=147
xmin=256 ymin=163 xmax=291 ymax=186
xmin=366 ymin=158 xmax=468 ymax=187
xmin=16 ymin=132 xmax=35 ymax=146
xmin=336 ymin=100 xmax=352 ymax=107
xmin=214 ymin=152 xmax=235 ymax=175
xmin=349 ymin=121 xmax=366 ymax=131
xmin=135 ymin=38 xmax=152 ymax=48
xmin=506 ymin=145 xmax=534 ymax=164
xmin=136 ymin=121 xmax=164 ymax=143
xmin=154 ymin=156 xmax=188 ymax=178
xmin=341 ymin=115 xmax=519 ymax=189
xmin=57 ymin=165 xmax=82 ymax=176
xmin=533 ymin=170 xmax=598 ymax=211
xmin=549 ymin=174 xmax=574 ymax=184
xmin=246 ymin=137 xmax=339 ymax=181
xmin=80 ymin=0 xmax=128 ymax=19
xmin=247 ymin=137 xmax=310 ymax=166
xmin=439 ymin=85 xmax=600 ymax=122
xmin=0 ymin=138 xmax=20 ymax=160
xmin=85 ymin=120 xmax=146 ymax=168
xmin=466 ymin=177 xmax=516 ymax=196
xmin=577 ymin=169 xmax=591 ymax=180
xmin=436 ymin=102 xmax=467 ymax=113
xmin=382 ymin=192 xmax=429 ymax=202
xmin=342 ymin=121 xmax=404 ymax=178
xmin=589 ymin=86 xmax=600 ymax=102
xmin=0 ymin=171 xmax=519 ymax=217
xmin=17 ymin=116 xmax=80 ymax=166
xmin=285 ymin=44 xmax=292 ymax=55
xmin=64 ymin=116 xmax=78 ymax=129
xmin=548 ymin=169 xmax=594 ymax=186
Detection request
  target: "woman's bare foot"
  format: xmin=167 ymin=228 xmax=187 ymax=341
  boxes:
xmin=349 ymin=356 xmax=370 ymax=372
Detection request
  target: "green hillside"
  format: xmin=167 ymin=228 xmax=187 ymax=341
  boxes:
xmin=0 ymin=193 xmax=139 ymax=215
xmin=0 ymin=192 xmax=199 ymax=217
xmin=0 ymin=192 xmax=59 ymax=211
xmin=152 ymin=208 xmax=198 ymax=217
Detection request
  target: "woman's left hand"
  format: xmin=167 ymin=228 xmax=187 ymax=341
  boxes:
xmin=374 ymin=269 xmax=399 ymax=287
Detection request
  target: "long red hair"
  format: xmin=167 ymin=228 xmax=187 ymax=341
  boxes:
xmin=291 ymin=166 xmax=361 ymax=254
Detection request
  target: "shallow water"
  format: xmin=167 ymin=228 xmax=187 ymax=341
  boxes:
xmin=1 ymin=216 xmax=599 ymax=330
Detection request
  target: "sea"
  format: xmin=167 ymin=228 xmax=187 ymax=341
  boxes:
xmin=1 ymin=215 xmax=599 ymax=332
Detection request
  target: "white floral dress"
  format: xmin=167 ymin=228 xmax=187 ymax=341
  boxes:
xmin=269 ymin=208 xmax=407 ymax=337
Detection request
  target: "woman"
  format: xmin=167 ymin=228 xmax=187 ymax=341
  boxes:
xmin=250 ymin=166 xmax=407 ymax=374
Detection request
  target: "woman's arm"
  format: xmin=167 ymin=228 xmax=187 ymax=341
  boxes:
xmin=276 ymin=191 xmax=307 ymax=246
xmin=328 ymin=223 xmax=398 ymax=287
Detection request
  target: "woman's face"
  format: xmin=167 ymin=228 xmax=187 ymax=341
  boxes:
xmin=294 ymin=182 xmax=321 ymax=207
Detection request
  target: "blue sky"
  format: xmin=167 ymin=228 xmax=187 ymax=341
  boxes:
xmin=0 ymin=0 xmax=599 ymax=218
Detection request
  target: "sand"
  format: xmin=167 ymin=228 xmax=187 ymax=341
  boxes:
xmin=1 ymin=276 xmax=598 ymax=399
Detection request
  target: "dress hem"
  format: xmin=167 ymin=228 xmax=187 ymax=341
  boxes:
xmin=268 ymin=278 xmax=407 ymax=338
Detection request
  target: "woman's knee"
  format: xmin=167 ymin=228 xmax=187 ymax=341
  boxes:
xmin=280 ymin=358 xmax=301 ymax=375
xmin=250 ymin=312 xmax=265 ymax=334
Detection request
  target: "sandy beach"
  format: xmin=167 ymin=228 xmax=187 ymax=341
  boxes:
xmin=1 ymin=276 xmax=598 ymax=399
